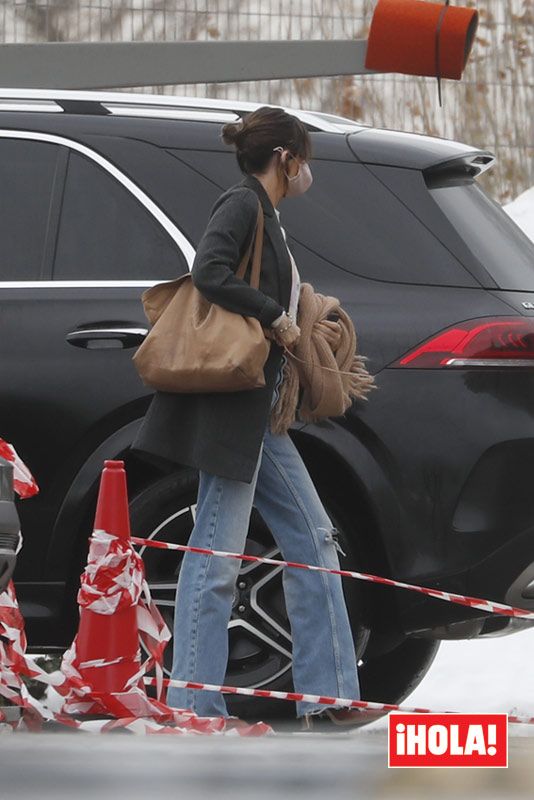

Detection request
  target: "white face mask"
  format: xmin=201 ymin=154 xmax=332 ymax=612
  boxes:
xmin=272 ymin=146 xmax=313 ymax=197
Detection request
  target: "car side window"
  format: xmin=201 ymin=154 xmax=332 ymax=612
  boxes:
xmin=0 ymin=138 xmax=60 ymax=280
xmin=53 ymin=151 xmax=186 ymax=281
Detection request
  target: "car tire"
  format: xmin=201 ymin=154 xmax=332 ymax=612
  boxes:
xmin=359 ymin=636 xmax=440 ymax=707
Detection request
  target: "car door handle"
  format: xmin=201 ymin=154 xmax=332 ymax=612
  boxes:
xmin=66 ymin=327 xmax=148 ymax=350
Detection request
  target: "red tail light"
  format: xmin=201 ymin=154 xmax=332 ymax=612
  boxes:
xmin=391 ymin=316 xmax=534 ymax=368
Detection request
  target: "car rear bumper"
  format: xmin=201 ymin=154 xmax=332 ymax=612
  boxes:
xmin=351 ymin=367 xmax=534 ymax=639
xmin=397 ymin=521 xmax=534 ymax=639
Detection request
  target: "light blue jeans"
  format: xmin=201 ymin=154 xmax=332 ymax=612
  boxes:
xmin=167 ymin=355 xmax=361 ymax=718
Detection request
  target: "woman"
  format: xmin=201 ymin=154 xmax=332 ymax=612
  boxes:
xmin=131 ymin=106 xmax=371 ymax=730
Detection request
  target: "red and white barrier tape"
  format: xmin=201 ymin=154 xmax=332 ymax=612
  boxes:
xmin=44 ymin=529 xmax=172 ymax=722
xmin=2 ymin=441 xmax=532 ymax=734
xmin=0 ymin=445 xmax=269 ymax=736
xmin=0 ymin=437 xmax=39 ymax=499
xmin=131 ymin=536 xmax=534 ymax=622
xmin=0 ymin=580 xmax=61 ymax=732
xmin=145 ymin=676 xmax=534 ymax=727
xmin=0 ymin=532 xmax=272 ymax=736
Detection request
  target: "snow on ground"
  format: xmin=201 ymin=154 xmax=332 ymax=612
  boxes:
xmin=365 ymin=627 xmax=534 ymax=733
xmin=503 ymin=186 xmax=534 ymax=241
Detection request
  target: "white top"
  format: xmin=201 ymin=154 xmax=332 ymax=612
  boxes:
xmin=272 ymin=207 xmax=301 ymax=326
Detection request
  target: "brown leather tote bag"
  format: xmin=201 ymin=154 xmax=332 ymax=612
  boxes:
xmin=132 ymin=199 xmax=271 ymax=393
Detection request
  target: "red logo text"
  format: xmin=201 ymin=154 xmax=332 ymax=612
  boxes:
xmin=388 ymin=713 xmax=508 ymax=768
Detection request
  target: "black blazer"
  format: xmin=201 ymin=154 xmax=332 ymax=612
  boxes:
xmin=130 ymin=173 xmax=294 ymax=483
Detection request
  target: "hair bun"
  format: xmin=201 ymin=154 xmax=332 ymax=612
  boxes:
xmin=221 ymin=121 xmax=245 ymax=147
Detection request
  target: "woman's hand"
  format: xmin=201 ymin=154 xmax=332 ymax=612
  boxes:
xmin=272 ymin=320 xmax=301 ymax=350
xmin=267 ymin=310 xmax=301 ymax=350
xmin=314 ymin=319 xmax=342 ymax=351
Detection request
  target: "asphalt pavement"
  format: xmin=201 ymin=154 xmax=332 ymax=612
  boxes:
xmin=1 ymin=724 xmax=533 ymax=800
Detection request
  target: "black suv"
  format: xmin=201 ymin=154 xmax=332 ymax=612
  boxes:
xmin=3 ymin=89 xmax=534 ymax=718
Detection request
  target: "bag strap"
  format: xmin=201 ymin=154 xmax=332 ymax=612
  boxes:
xmin=235 ymin=199 xmax=264 ymax=289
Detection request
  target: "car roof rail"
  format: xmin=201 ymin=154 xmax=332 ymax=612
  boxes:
xmin=57 ymin=99 xmax=112 ymax=115
xmin=0 ymin=88 xmax=367 ymax=133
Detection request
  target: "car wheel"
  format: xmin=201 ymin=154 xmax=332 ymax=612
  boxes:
xmin=128 ymin=468 xmax=438 ymax=721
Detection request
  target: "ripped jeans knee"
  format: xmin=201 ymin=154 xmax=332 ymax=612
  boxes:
xmin=319 ymin=524 xmax=347 ymax=557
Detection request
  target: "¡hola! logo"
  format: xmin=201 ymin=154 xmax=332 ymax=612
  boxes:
xmin=388 ymin=713 xmax=508 ymax=768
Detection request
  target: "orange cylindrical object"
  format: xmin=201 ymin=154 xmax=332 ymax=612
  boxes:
xmin=365 ymin=0 xmax=479 ymax=80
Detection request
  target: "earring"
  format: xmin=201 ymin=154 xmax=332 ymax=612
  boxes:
xmin=273 ymin=146 xmax=297 ymax=178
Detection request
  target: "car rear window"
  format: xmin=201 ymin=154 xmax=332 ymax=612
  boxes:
xmin=170 ymin=152 xmax=479 ymax=287
xmin=280 ymin=160 xmax=480 ymax=287
xmin=426 ymin=174 xmax=534 ymax=291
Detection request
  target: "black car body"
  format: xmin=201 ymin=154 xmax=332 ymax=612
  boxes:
xmin=2 ymin=89 xmax=534 ymax=715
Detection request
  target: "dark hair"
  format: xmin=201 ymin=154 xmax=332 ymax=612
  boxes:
xmin=221 ymin=105 xmax=312 ymax=175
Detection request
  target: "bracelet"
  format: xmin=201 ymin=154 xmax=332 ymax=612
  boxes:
xmin=275 ymin=320 xmax=293 ymax=333
xmin=276 ymin=321 xmax=292 ymax=334
xmin=273 ymin=312 xmax=294 ymax=334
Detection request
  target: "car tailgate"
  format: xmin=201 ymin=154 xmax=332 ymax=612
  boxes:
xmin=486 ymin=290 xmax=534 ymax=317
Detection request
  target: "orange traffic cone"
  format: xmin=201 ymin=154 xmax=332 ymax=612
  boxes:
xmin=56 ymin=461 xmax=270 ymax=733
xmin=69 ymin=459 xmax=142 ymax=703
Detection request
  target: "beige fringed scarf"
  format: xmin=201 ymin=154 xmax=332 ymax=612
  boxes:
xmin=269 ymin=282 xmax=378 ymax=435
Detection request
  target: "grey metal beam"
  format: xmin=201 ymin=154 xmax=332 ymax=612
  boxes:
xmin=0 ymin=40 xmax=380 ymax=90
